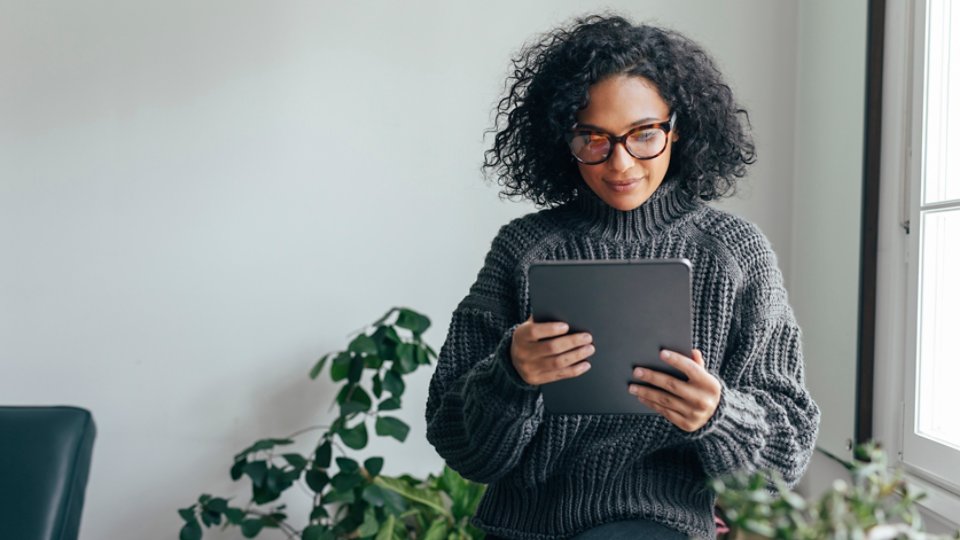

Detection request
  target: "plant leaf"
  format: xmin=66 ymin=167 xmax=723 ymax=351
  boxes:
xmin=305 ymin=470 xmax=330 ymax=493
xmin=315 ymin=440 xmax=332 ymax=469
xmin=396 ymin=308 xmax=431 ymax=335
xmin=179 ymin=521 xmax=202 ymax=540
xmin=322 ymin=488 xmax=355 ymax=504
xmin=415 ymin=346 xmax=429 ymax=365
xmin=362 ymin=483 xmax=387 ymax=507
xmin=374 ymin=325 xmax=402 ymax=360
xmin=310 ymin=352 xmax=333 ymax=380
xmin=423 ymin=517 xmax=448 ymax=540
xmin=378 ymin=396 xmax=401 ymax=411
xmin=349 ymin=334 xmax=378 ymax=356
xmin=364 ymin=457 xmax=384 ymax=477
xmin=230 ymin=459 xmax=247 ymax=481
xmin=283 ymin=453 xmax=308 ymax=471
xmin=336 ymin=457 xmax=359 ymax=473
xmin=375 ymin=476 xmax=448 ymax=516
xmin=178 ymin=506 xmax=196 ymax=522
xmin=244 ymin=461 xmax=268 ymax=487
xmin=375 ymin=416 xmax=410 ymax=443
xmin=348 ymin=355 xmax=364 ymax=383
xmin=309 ymin=505 xmax=329 ymax=520
xmin=224 ymin=508 xmax=245 ymax=525
xmin=330 ymin=471 xmax=363 ymax=491
xmin=383 ymin=370 xmax=405 ymax=396
xmin=234 ymin=438 xmax=294 ymax=462
xmin=330 ymin=352 xmax=351 ymax=382
xmin=395 ymin=343 xmax=417 ymax=374
xmin=240 ymin=518 xmax=264 ymax=538
xmin=372 ymin=373 xmax=383 ymax=398
xmin=340 ymin=386 xmax=372 ymax=415
xmin=357 ymin=506 xmax=380 ymax=537
xmin=302 ymin=524 xmax=336 ymax=540
xmin=364 ymin=354 xmax=384 ymax=369
xmin=375 ymin=515 xmax=396 ymax=540
xmin=339 ymin=422 xmax=369 ymax=450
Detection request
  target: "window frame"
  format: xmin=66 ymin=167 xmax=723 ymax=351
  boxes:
xmin=874 ymin=0 xmax=960 ymax=526
xmin=900 ymin=0 xmax=960 ymax=495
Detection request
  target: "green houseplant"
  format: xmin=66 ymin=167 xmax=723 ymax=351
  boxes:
xmin=713 ymin=442 xmax=960 ymax=539
xmin=177 ymin=307 xmax=486 ymax=540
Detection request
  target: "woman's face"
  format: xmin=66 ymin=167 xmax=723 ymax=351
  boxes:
xmin=574 ymin=74 xmax=678 ymax=211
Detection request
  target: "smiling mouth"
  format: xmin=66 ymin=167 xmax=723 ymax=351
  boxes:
xmin=605 ymin=179 xmax=641 ymax=187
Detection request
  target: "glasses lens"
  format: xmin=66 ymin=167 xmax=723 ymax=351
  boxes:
xmin=568 ymin=132 xmax=610 ymax=164
xmin=625 ymin=128 xmax=667 ymax=159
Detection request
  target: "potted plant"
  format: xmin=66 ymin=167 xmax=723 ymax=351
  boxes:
xmin=178 ymin=307 xmax=486 ymax=539
xmin=713 ymin=442 xmax=960 ymax=539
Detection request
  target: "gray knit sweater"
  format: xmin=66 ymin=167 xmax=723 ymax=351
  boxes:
xmin=424 ymin=180 xmax=821 ymax=539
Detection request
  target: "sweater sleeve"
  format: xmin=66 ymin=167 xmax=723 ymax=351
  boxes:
xmin=686 ymin=231 xmax=821 ymax=487
xmin=424 ymin=224 xmax=544 ymax=484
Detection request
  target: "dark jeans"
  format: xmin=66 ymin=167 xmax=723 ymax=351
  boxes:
xmin=485 ymin=519 xmax=689 ymax=539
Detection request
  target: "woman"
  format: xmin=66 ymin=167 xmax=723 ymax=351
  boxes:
xmin=425 ymin=14 xmax=820 ymax=539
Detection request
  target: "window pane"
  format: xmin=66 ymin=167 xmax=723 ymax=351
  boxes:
xmin=924 ymin=0 xmax=960 ymax=204
xmin=917 ymin=208 xmax=960 ymax=448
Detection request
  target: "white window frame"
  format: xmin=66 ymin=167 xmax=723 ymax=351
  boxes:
xmin=876 ymin=0 xmax=960 ymax=527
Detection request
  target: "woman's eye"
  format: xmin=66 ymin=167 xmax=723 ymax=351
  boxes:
xmin=575 ymin=133 xmax=607 ymax=147
xmin=630 ymin=129 xmax=658 ymax=143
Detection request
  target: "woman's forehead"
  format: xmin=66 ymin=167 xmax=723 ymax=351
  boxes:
xmin=575 ymin=74 xmax=669 ymax=132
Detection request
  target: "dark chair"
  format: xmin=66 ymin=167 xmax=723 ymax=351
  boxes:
xmin=0 ymin=406 xmax=97 ymax=540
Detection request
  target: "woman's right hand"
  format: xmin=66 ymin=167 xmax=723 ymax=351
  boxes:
xmin=509 ymin=315 xmax=594 ymax=386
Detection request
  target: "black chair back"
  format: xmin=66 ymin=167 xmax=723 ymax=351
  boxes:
xmin=0 ymin=406 xmax=96 ymax=540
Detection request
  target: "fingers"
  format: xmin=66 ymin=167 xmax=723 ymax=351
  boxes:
xmin=525 ymin=319 xmax=572 ymax=341
xmin=533 ymin=331 xmax=592 ymax=359
xmin=690 ymin=348 xmax=705 ymax=367
xmin=631 ymin=366 xmax=697 ymax=402
xmin=542 ymin=359 xmax=592 ymax=384
xmin=657 ymin=349 xmax=702 ymax=382
xmin=546 ymin=342 xmax=595 ymax=370
xmin=628 ymin=384 xmax=687 ymax=419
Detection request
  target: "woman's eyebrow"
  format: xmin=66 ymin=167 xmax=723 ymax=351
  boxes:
xmin=575 ymin=116 xmax=664 ymax=131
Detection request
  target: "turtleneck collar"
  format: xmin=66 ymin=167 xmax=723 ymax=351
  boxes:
xmin=566 ymin=179 xmax=703 ymax=242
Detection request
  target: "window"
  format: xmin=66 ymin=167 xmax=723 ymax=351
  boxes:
xmin=902 ymin=0 xmax=960 ymax=493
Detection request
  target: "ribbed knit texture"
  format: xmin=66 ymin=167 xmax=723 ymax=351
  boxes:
xmin=425 ymin=179 xmax=821 ymax=539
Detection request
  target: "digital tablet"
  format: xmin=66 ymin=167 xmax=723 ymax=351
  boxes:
xmin=528 ymin=258 xmax=693 ymax=415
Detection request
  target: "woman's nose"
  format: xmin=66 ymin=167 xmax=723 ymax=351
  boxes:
xmin=607 ymin=141 xmax=634 ymax=172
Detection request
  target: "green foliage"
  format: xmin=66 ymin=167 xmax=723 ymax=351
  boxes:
xmin=178 ymin=307 xmax=486 ymax=539
xmin=713 ymin=442 xmax=960 ymax=539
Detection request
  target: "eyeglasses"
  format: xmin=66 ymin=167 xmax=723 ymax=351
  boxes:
xmin=565 ymin=112 xmax=677 ymax=165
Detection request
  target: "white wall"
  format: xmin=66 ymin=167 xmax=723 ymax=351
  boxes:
xmin=1 ymin=2 xmax=811 ymax=538
xmin=789 ymin=0 xmax=867 ymax=462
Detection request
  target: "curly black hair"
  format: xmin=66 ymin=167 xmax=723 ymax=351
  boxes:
xmin=482 ymin=13 xmax=757 ymax=207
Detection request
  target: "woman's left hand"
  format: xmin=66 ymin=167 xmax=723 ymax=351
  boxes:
xmin=628 ymin=348 xmax=722 ymax=432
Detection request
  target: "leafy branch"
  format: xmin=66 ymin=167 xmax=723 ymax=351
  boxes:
xmin=177 ymin=307 xmax=485 ymax=540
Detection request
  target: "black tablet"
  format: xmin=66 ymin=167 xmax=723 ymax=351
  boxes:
xmin=528 ymin=258 xmax=693 ymax=415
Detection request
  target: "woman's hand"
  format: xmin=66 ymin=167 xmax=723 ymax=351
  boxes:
xmin=628 ymin=348 xmax=722 ymax=432
xmin=510 ymin=315 xmax=595 ymax=386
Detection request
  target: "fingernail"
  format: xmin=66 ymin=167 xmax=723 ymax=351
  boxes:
xmin=559 ymin=323 xmax=569 ymax=332
xmin=580 ymin=362 xmax=592 ymax=373
xmin=660 ymin=350 xmax=671 ymax=360
xmin=628 ymin=385 xmax=638 ymax=395
xmin=633 ymin=367 xmax=645 ymax=378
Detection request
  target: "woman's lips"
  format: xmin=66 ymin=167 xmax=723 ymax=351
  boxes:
xmin=604 ymin=179 xmax=640 ymax=192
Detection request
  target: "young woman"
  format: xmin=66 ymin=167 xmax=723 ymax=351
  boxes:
xmin=425 ymin=14 xmax=820 ymax=539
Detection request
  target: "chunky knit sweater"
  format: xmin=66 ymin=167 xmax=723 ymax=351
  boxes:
xmin=424 ymin=179 xmax=821 ymax=539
